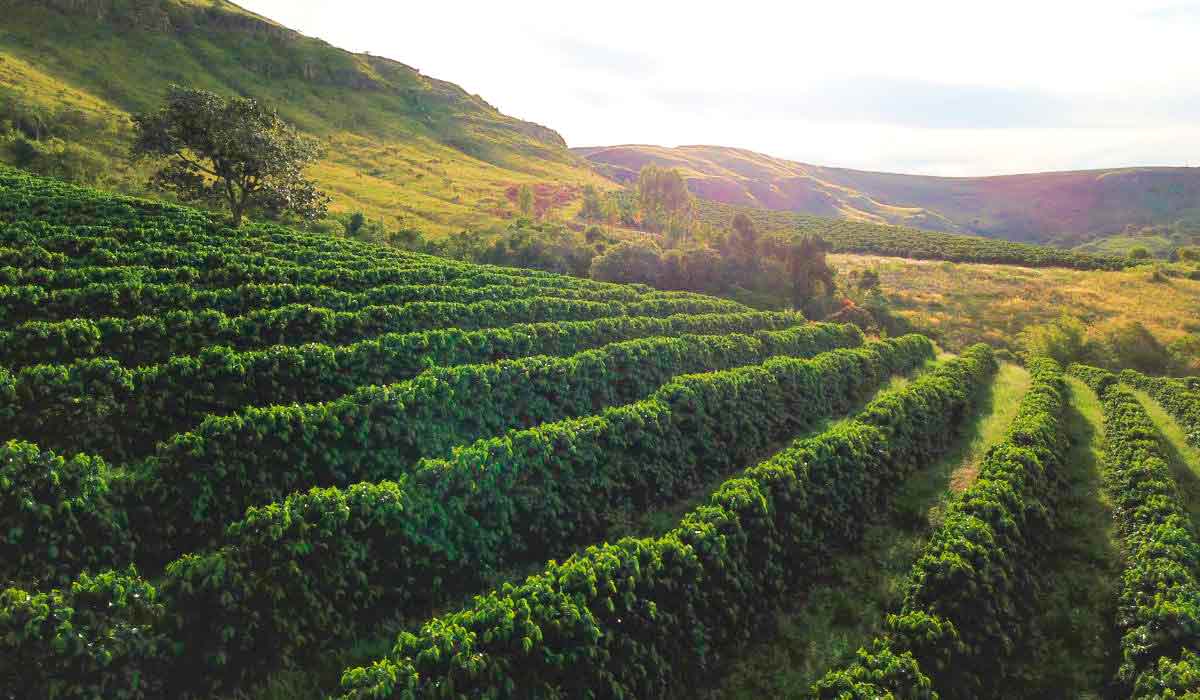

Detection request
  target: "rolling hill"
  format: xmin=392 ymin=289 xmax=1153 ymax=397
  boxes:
xmin=576 ymin=144 xmax=1200 ymax=246
xmin=0 ymin=0 xmax=607 ymax=233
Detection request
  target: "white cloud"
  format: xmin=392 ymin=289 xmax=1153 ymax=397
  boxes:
xmin=236 ymin=0 xmax=1200 ymax=175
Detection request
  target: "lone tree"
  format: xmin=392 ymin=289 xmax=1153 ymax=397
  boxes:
xmin=132 ymin=85 xmax=329 ymax=227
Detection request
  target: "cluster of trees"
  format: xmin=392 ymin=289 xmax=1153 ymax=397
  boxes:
xmin=1017 ymin=314 xmax=1200 ymax=375
xmin=575 ymin=169 xmax=847 ymax=317
xmin=330 ymin=163 xmax=891 ymax=326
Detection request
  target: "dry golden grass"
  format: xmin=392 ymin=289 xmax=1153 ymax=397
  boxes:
xmin=833 ymin=254 xmax=1200 ymax=351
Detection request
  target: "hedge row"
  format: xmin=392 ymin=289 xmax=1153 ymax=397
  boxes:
xmin=134 ymin=327 xmax=888 ymax=561
xmin=0 ymin=278 xmax=674 ymax=323
xmin=0 ymin=311 xmax=804 ymax=461
xmin=1084 ymin=372 xmax=1200 ymax=698
xmin=812 ymin=358 xmax=1069 ymax=699
xmin=0 ymin=295 xmax=746 ymax=367
xmin=333 ymin=344 xmax=996 ymax=699
xmin=1120 ymin=369 xmax=1200 ymax=449
xmin=1 ymin=221 xmax=417 ymax=271
xmin=0 ymin=259 xmax=658 ymax=299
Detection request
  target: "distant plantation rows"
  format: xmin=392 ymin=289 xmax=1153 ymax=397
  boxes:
xmin=696 ymin=199 xmax=1131 ymax=270
xmin=1 ymin=169 xmax=1197 ymax=699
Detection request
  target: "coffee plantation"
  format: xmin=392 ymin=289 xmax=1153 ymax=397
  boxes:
xmin=1 ymin=168 xmax=1198 ymax=699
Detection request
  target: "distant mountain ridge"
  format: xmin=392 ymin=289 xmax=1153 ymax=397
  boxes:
xmin=575 ymin=144 xmax=1200 ymax=244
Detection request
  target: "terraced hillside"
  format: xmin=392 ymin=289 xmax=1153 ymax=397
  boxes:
xmin=3 ymin=169 xmax=1198 ymax=700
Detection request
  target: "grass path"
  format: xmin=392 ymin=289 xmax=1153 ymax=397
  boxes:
xmin=1009 ymin=377 xmax=1123 ymax=698
xmin=1131 ymin=389 xmax=1200 ymax=529
xmin=704 ymin=362 xmax=1030 ymax=699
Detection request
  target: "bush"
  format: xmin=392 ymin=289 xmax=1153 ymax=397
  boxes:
xmin=0 ymin=441 xmax=134 ymax=587
xmin=0 ymin=568 xmax=170 ymax=699
xmin=1090 ymin=383 xmax=1200 ymax=695
xmin=589 ymin=239 xmax=663 ymax=286
xmin=1017 ymin=315 xmax=1089 ymax=366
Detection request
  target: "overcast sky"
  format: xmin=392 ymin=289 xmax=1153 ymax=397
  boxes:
xmin=237 ymin=0 xmax=1199 ymax=176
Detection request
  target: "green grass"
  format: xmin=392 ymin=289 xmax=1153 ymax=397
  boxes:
xmin=1007 ymin=377 xmax=1122 ymax=698
xmin=0 ymin=1 xmax=609 ymax=235
xmin=703 ymin=362 xmax=1030 ymax=699
xmin=1130 ymin=388 xmax=1200 ymax=529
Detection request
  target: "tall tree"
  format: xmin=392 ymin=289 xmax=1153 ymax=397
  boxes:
xmin=731 ymin=212 xmax=759 ymax=257
xmin=636 ymin=164 xmax=694 ymax=238
xmin=767 ymin=233 xmax=836 ymax=309
xmin=132 ymin=85 xmax=329 ymax=227
xmin=579 ymin=184 xmax=608 ymax=222
xmin=516 ymin=184 xmax=536 ymax=218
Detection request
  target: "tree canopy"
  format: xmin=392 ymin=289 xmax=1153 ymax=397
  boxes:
xmin=132 ymin=85 xmax=329 ymax=227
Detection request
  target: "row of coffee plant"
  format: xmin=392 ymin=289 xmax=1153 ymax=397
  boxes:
xmin=0 ymin=278 xmax=686 ymax=323
xmin=1073 ymin=366 xmax=1200 ymax=698
xmin=1120 ymin=369 xmax=1200 ymax=449
xmin=813 ymin=357 xmax=1069 ymax=698
xmin=1 ymin=338 xmax=931 ymax=698
xmin=333 ymin=345 xmax=996 ymax=698
xmin=0 ymin=311 xmax=805 ymax=460
xmin=0 ymin=295 xmax=748 ymax=367
xmin=136 ymin=335 xmax=931 ymax=562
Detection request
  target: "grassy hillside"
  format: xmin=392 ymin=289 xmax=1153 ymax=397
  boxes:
xmin=578 ymin=143 xmax=1200 ymax=245
xmin=0 ymin=0 xmax=608 ymax=234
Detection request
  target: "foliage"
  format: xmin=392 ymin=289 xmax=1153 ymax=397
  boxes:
xmin=132 ymin=85 xmax=329 ymax=227
xmin=637 ymin=164 xmax=694 ymax=240
xmin=698 ymin=200 xmax=1130 ymax=271
xmin=0 ymin=568 xmax=170 ymax=700
xmin=1017 ymin=315 xmax=1089 ymax=367
xmin=589 ymin=238 xmax=665 ymax=285
xmin=335 ymin=346 xmax=994 ymax=698
xmin=1120 ymin=369 xmax=1200 ymax=449
xmin=0 ymin=311 xmax=802 ymax=462
xmin=0 ymin=441 xmax=133 ymax=587
xmin=1074 ymin=373 xmax=1200 ymax=697
xmin=814 ymin=358 xmax=1071 ymax=698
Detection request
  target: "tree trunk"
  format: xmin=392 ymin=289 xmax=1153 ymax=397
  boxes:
xmin=228 ymin=189 xmax=245 ymax=228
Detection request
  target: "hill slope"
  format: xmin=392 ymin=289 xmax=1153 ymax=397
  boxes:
xmin=0 ymin=0 xmax=605 ymax=233
xmin=576 ymin=144 xmax=1200 ymax=245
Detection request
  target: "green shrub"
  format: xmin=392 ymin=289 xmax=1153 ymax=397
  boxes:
xmin=1093 ymin=384 xmax=1200 ymax=695
xmin=0 ymin=568 xmax=170 ymax=699
xmin=0 ymin=441 xmax=133 ymax=587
